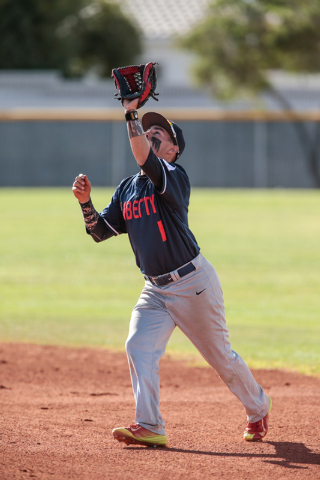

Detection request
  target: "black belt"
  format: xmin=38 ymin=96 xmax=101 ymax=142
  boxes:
xmin=145 ymin=261 xmax=196 ymax=287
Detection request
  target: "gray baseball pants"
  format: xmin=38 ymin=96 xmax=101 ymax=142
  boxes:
xmin=126 ymin=253 xmax=269 ymax=436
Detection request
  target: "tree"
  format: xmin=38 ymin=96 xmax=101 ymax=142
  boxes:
xmin=179 ymin=0 xmax=320 ymax=186
xmin=0 ymin=0 xmax=142 ymax=77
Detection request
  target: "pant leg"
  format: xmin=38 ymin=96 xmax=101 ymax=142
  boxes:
xmin=165 ymin=255 xmax=269 ymax=423
xmin=126 ymin=285 xmax=175 ymax=436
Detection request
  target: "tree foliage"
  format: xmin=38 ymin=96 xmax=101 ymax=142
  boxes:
xmin=0 ymin=0 xmax=142 ymax=77
xmin=180 ymin=0 xmax=320 ymax=99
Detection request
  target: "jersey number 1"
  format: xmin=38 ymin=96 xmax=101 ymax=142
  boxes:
xmin=157 ymin=221 xmax=167 ymax=242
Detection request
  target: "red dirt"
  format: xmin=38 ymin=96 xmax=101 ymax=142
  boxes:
xmin=0 ymin=343 xmax=319 ymax=480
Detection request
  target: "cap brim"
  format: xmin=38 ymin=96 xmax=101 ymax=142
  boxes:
xmin=142 ymin=112 xmax=176 ymax=143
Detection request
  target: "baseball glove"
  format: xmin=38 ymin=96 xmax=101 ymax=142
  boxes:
xmin=111 ymin=62 xmax=159 ymax=108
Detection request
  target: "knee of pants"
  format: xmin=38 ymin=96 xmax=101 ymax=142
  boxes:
xmin=125 ymin=334 xmax=144 ymax=359
xmin=206 ymin=347 xmax=237 ymax=379
xmin=125 ymin=332 xmax=158 ymax=367
xmin=125 ymin=337 xmax=133 ymax=357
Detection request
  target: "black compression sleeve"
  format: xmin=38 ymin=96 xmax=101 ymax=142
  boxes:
xmin=79 ymin=198 xmax=99 ymax=231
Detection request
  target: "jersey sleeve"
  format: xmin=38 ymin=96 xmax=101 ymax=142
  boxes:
xmin=140 ymin=148 xmax=163 ymax=189
xmin=142 ymin=148 xmax=190 ymax=207
xmin=87 ymin=187 xmax=127 ymax=242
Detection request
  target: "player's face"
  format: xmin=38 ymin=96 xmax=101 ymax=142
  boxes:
xmin=145 ymin=125 xmax=178 ymax=162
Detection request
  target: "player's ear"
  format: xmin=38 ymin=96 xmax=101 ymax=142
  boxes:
xmin=167 ymin=145 xmax=179 ymax=156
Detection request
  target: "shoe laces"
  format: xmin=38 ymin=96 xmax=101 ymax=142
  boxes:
xmin=247 ymin=419 xmax=263 ymax=430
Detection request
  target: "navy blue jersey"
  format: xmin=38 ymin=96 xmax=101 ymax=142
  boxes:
xmin=87 ymin=148 xmax=200 ymax=276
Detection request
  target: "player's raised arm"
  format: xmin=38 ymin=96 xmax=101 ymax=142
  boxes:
xmin=111 ymin=63 xmax=160 ymax=167
xmin=122 ymin=98 xmax=150 ymax=167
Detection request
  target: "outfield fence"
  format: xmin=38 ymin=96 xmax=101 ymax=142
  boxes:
xmin=1 ymin=109 xmax=320 ymax=188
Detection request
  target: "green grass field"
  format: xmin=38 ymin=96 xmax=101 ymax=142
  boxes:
xmin=1 ymin=188 xmax=320 ymax=375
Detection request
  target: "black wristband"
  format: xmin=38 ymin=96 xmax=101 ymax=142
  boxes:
xmin=125 ymin=110 xmax=138 ymax=121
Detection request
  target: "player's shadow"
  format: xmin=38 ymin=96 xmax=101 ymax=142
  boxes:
xmin=126 ymin=442 xmax=319 ymax=469
xmin=260 ymin=442 xmax=319 ymax=468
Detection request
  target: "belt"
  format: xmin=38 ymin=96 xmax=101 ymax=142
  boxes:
xmin=145 ymin=261 xmax=196 ymax=287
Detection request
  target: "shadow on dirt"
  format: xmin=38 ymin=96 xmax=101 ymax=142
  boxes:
xmin=262 ymin=442 xmax=319 ymax=469
xmin=126 ymin=442 xmax=319 ymax=469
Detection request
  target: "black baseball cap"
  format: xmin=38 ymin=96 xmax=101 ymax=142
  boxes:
xmin=142 ymin=112 xmax=185 ymax=160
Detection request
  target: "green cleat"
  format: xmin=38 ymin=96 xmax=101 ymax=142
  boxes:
xmin=113 ymin=424 xmax=167 ymax=447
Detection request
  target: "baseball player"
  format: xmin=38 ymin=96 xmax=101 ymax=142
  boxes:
xmin=72 ymin=97 xmax=271 ymax=447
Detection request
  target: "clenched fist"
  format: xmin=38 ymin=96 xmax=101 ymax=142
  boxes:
xmin=72 ymin=174 xmax=91 ymax=204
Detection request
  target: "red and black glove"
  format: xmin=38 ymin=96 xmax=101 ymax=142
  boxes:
xmin=111 ymin=62 xmax=159 ymax=108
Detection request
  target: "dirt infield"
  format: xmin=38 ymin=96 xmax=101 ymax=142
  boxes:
xmin=0 ymin=343 xmax=319 ymax=480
